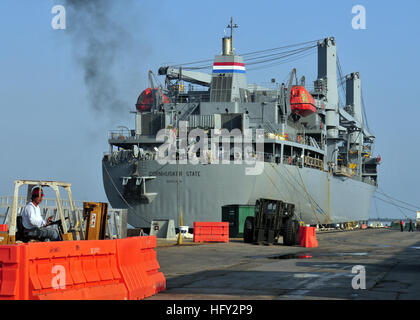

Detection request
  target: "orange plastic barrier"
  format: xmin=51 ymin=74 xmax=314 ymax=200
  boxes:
xmin=116 ymin=236 xmax=165 ymax=300
xmin=300 ymin=227 xmax=318 ymax=248
xmin=0 ymin=225 xmax=7 ymax=232
xmin=0 ymin=236 xmax=165 ymax=300
xmin=193 ymin=222 xmax=229 ymax=243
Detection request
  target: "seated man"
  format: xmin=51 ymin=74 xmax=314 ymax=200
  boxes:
xmin=21 ymin=187 xmax=61 ymax=241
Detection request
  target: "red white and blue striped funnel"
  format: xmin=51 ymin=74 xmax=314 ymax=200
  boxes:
xmin=212 ymin=61 xmax=246 ymax=74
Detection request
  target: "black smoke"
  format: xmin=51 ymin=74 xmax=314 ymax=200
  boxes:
xmin=64 ymin=0 xmax=133 ymax=116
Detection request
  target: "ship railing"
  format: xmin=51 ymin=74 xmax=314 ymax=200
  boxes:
xmin=263 ymin=131 xmax=324 ymax=150
xmin=109 ymin=129 xmax=137 ymax=141
xmin=196 ymin=150 xmax=276 ymax=165
xmin=105 ymin=147 xmax=275 ymax=165
xmin=105 ymin=149 xmax=154 ymax=165
xmin=105 ymin=147 xmax=321 ymax=168
xmin=108 ymin=127 xmax=326 ymax=151
xmin=176 ymin=92 xmax=211 ymax=103
xmin=280 ymin=155 xmax=324 ymax=170
xmin=292 ymin=135 xmax=324 ymax=150
xmin=304 ymin=156 xmax=324 ymax=170
xmin=283 ymin=155 xmax=302 ymax=167
xmin=241 ymin=151 xmax=289 ymax=165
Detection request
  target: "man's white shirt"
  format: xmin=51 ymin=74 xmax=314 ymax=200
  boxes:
xmin=21 ymin=202 xmax=46 ymax=229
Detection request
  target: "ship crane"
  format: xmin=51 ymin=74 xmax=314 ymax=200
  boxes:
xmin=148 ymin=70 xmax=164 ymax=110
xmin=158 ymin=66 xmax=212 ymax=87
xmin=278 ymin=68 xmax=296 ymax=133
xmin=286 ymin=68 xmax=298 ymax=116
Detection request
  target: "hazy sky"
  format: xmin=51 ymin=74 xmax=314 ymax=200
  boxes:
xmin=0 ymin=0 xmax=419 ymax=220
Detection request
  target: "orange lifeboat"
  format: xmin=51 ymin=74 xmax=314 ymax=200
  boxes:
xmin=290 ymin=86 xmax=316 ymax=117
xmin=136 ymin=88 xmax=169 ymax=112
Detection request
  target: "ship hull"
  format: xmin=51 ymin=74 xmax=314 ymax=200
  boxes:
xmin=102 ymin=159 xmax=376 ymax=228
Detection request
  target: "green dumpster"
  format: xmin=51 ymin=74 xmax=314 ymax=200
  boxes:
xmin=222 ymin=205 xmax=255 ymax=238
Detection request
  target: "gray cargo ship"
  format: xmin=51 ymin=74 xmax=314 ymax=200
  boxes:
xmin=102 ymin=19 xmax=380 ymax=228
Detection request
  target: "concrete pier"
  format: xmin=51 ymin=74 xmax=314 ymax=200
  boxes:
xmin=149 ymin=229 xmax=420 ymax=300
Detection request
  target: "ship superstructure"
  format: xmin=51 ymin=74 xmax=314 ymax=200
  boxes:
xmin=102 ymin=19 xmax=380 ymax=228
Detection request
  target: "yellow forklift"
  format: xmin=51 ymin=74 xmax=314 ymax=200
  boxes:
xmin=0 ymin=180 xmax=110 ymax=244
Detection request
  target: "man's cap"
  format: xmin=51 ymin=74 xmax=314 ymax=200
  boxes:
xmin=31 ymin=187 xmax=44 ymax=198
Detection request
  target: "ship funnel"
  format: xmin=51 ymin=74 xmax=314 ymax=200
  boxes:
xmin=222 ymin=36 xmax=232 ymax=55
xmin=210 ymin=17 xmax=247 ymax=103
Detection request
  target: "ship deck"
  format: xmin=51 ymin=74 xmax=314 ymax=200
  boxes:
xmin=149 ymin=229 xmax=420 ymax=300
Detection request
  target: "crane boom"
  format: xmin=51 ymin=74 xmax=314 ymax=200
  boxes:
xmin=283 ymin=68 xmax=297 ymax=116
xmin=147 ymin=70 xmax=165 ymax=110
xmin=158 ymin=66 xmax=212 ymax=87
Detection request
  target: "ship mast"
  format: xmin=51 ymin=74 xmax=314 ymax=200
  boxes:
xmin=227 ymin=17 xmax=238 ymax=54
